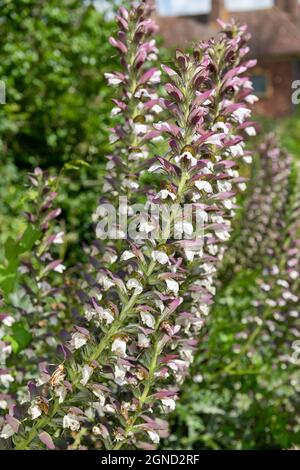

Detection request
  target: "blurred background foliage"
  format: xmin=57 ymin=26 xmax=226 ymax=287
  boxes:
xmin=0 ymin=0 xmax=117 ymax=259
xmin=0 ymin=0 xmax=113 ymax=168
xmin=167 ymin=270 xmax=300 ymax=449
xmin=1 ymin=0 xmax=300 ymax=450
xmin=165 ymin=142 xmax=300 ymax=450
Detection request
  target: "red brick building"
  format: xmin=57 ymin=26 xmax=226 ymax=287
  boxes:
xmin=156 ymin=0 xmax=300 ymax=117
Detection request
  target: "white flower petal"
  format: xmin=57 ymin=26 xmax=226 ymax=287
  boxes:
xmin=111 ymin=338 xmax=127 ymax=357
xmin=151 ymin=250 xmax=169 ymax=265
xmin=63 ymin=414 xmax=80 ymax=431
xmin=195 ymin=180 xmax=213 ymax=193
xmin=165 ymin=279 xmax=179 ymax=296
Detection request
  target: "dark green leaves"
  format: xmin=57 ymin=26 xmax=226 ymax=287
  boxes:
xmin=4 ymin=321 xmax=32 ymax=354
xmin=0 ymin=224 xmax=41 ymax=294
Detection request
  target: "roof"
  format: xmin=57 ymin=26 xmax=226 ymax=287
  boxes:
xmin=232 ymin=7 xmax=300 ymax=57
xmin=156 ymin=15 xmax=216 ymax=49
xmin=157 ymin=7 xmax=300 ymax=58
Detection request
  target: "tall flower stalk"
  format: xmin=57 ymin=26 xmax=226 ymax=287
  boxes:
xmin=1 ymin=2 xmax=257 ymax=451
xmin=168 ymin=139 xmax=300 ymax=450
xmin=0 ymin=168 xmax=65 ymax=439
xmin=223 ymin=135 xmax=292 ymax=279
xmin=214 ymin=138 xmax=299 ymax=376
xmin=253 ymin=158 xmax=300 ymax=372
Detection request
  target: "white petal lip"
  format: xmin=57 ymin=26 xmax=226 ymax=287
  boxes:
xmin=121 ymin=250 xmax=136 ymax=261
xmin=157 ymin=189 xmax=176 ymax=200
xmin=111 ymin=338 xmax=127 ymax=357
xmin=176 ymin=151 xmax=197 ymax=167
xmin=233 ymin=107 xmax=251 ymax=123
xmin=104 ymin=73 xmax=122 ymax=86
xmin=194 ymin=180 xmax=213 ymax=193
xmin=139 ymin=220 xmax=156 ymax=233
xmin=28 ymin=404 xmax=42 ymax=420
xmin=70 ymin=332 xmax=88 ymax=350
xmin=151 ymin=250 xmax=169 ymax=265
xmin=245 ymin=126 xmax=256 ymax=136
xmin=134 ymin=123 xmax=148 ymax=134
xmin=138 ymin=333 xmax=150 ymax=348
xmin=63 ymin=414 xmax=80 ymax=431
xmin=204 ymin=134 xmax=223 ymax=146
xmin=174 ymin=221 xmax=193 ymax=236
xmin=0 ymin=424 xmax=14 ymax=439
xmin=54 ymin=263 xmax=66 ymax=273
xmin=53 ymin=231 xmax=64 ymax=244
xmin=161 ymin=397 xmax=176 ymax=412
xmin=126 ymin=278 xmax=143 ymax=294
xmin=212 ymin=122 xmax=229 ymax=134
xmin=165 ymin=279 xmax=179 ymax=296
xmin=140 ymin=312 xmax=155 ymax=328
xmin=147 ymin=430 xmax=160 ymax=444
xmin=245 ymin=94 xmax=258 ymax=104
xmin=80 ymin=365 xmax=94 ymax=386
xmin=149 ymin=70 xmax=161 ymax=84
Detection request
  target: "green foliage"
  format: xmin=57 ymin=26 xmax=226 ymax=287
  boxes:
xmin=255 ymin=111 xmax=300 ymax=160
xmin=278 ymin=115 xmax=300 ymax=159
xmin=0 ymin=160 xmax=26 ymax=246
xmin=0 ymin=0 xmax=116 ymax=257
xmin=4 ymin=321 xmax=32 ymax=354
xmin=167 ymin=270 xmax=300 ymax=450
xmin=0 ymin=0 xmax=115 ymax=168
xmin=167 ymin=148 xmax=300 ymax=450
xmin=0 ymin=224 xmax=41 ymax=295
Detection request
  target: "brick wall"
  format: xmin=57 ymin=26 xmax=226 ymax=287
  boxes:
xmin=253 ymin=60 xmax=295 ymax=117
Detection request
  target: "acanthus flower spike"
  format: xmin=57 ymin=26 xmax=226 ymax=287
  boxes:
xmin=222 ymin=135 xmax=292 ymax=281
xmin=4 ymin=3 xmax=257 ymax=451
xmin=0 ymin=168 xmax=66 ymax=429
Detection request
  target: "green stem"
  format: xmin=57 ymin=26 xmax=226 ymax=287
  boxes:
xmin=14 ymin=262 xmax=156 ymax=450
xmin=15 ymin=401 xmax=59 ymax=450
xmin=113 ymin=341 xmax=160 ymax=450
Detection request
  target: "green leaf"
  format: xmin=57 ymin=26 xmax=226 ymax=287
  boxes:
xmin=18 ymin=225 xmax=41 ymax=254
xmin=5 ymin=322 xmax=32 ymax=353
xmin=0 ymin=272 xmax=18 ymax=295
xmin=63 ymin=159 xmax=90 ymax=171
xmin=4 ymin=236 xmax=18 ymax=263
xmin=3 ymin=335 xmax=20 ymax=354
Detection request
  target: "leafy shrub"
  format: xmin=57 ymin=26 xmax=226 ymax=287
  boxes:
xmin=0 ymin=0 xmax=115 ymax=168
xmin=0 ymin=0 xmax=118 ymax=259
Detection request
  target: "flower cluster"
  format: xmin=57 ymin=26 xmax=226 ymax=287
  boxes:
xmin=238 ymin=150 xmax=300 ymax=428
xmin=167 ymin=139 xmax=300 ymax=450
xmin=223 ymin=135 xmax=292 ymax=278
xmin=1 ymin=1 xmax=257 ymax=451
xmin=0 ymin=168 xmax=66 ymax=440
xmin=253 ymin=159 xmax=300 ymax=371
xmin=219 ymin=137 xmax=300 ymax=373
